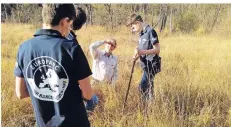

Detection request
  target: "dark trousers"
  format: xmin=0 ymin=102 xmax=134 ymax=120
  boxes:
xmin=139 ymin=71 xmax=155 ymax=103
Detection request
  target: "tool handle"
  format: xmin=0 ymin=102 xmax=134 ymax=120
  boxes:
xmin=123 ymin=60 xmax=136 ymax=109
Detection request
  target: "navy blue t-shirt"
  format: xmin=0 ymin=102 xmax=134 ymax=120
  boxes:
xmin=14 ymin=29 xmax=91 ymax=127
xmin=138 ymin=25 xmax=159 ymax=73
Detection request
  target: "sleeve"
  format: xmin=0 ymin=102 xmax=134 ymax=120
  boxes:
xmin=14 ymin=46 xmax=24 ymax=77
xmin=89 ymin=41 xmax=104 ymax=59
xmin=149 ymin=29 xmax=159 ymax=45
xmin=111 ymin=57 xmax=118 ymax=86
xmin=73 ymin=45 xmax=92 ymax=81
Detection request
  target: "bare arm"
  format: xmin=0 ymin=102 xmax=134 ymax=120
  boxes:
xmin=15 ymin=77 xmax=29 ymax=99
xmin=144 ymin=43 xmax=160 ymax=55
xmin=137 ymin=43 xmax=160 ymax=55
xmin=89 ymin=40 xmax=105 ymax=59
xmin=78 ymin=76 xmax=93 ymax=100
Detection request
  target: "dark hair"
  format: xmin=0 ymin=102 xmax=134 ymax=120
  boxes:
xmin=72 ymin=7 xmax=87 ymax=30
xmin=42 ymin=4 xmax=76 ymax=26
xmin=126 ymin=13 xmax=143 ymax=26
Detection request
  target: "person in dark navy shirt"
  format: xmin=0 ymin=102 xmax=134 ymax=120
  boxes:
xmin=66 ymin=6 xmax=87 ymax=41
xmin=14 ymin=4 xmax=93 ymax=127
xmin=127 ymin=14 xmax=161 ymax=105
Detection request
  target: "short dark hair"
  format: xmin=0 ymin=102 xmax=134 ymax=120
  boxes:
xmin=126 ymin=14 xmax=143 ymax=26
xmin=42 ymin=4 xmax=76 ymax=26
xmin=72 ymin=7 xmax=87 ymax=30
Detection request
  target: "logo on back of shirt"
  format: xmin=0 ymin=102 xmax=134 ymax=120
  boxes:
xmin=26 ymin=56 xmax=69 ymax=102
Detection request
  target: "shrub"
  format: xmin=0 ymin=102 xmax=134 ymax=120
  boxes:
xmin=175 ymin=12 xmax=199 ymax=33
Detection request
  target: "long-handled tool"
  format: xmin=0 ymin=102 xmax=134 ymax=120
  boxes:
xmin=123 ymin=60 xmax=136 ymax=110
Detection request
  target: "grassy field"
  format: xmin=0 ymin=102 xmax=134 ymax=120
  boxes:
xmin=1 ymin=23 xmax=231 ymax=127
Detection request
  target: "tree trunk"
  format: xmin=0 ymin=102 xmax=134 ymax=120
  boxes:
xmin=4 ymin=5 xmax=8 ymax=21
xmin=153 ymin=5 xmax=162 ymax=29
xmin=131 ymin=4 xmax=135 ymax=13
xmin=210 ymin=4 xmax=221 ymax=32
xmin=142 ymin=4 xmax=147 ymax=21
xmin=106 ymin=4 xmax=114 ymax=31
xmin=151 ymin=7 xmax=154 ymax=27
xmin=169 ymin=6 xmax=173 ymax=33
xmin=160 ymin=4 xmax=168 ymax=33
xmin=89 ymin=5 xmax=93 ymax=25
xmin=85 ymin=4 xmax=93 ymax=26
xmin=84 ymin=5 xmax=89 ymax=27
xmin=135 ymin=4 xmax=140 ymax=13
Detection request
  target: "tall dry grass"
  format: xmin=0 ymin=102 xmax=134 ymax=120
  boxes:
xmin=1 ymin=23 xmax=231 ymax=127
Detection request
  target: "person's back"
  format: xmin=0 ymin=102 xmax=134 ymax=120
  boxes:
xmin=14 ymin=4 xmax=92 ymax=127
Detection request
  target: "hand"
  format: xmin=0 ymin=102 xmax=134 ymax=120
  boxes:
xmin=132 ymin=55 xmax=139 ymax=61
xmin=134 ymin=46 xmax=138 ymax=55
xmin=104 ymin=40 xmax=116 ymax=48
xmin=132 ymin=52 xmax=140 ymax=61
xmin=104 ymin=40 xmax=108 ymax=44
xmin=134 ymin=47 xmax=145 ymax=56
xmin=104 ymin=40 xmax=112 ymax=45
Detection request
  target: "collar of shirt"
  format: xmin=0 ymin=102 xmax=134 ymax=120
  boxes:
xmin=140 ymin=24 xmax=149 ymax=36
xmin=68 ymin=30 xmax=77 ymax=39
xmin=34 ymin=29 xmax=65 ymax=39
xmin=66 ymin=31 xmax=79 ymax=44
xmin=103 ymin=51 xmax=114 ymax=58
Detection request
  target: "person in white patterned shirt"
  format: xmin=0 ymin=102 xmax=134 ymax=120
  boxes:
xmin=89 ymin=39 xmax=118 ymax=85
xmin=85 ymin=39 xmax=118 ymax=113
